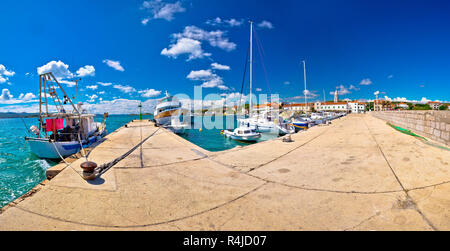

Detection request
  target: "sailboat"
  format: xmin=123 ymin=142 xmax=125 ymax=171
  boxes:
xmin=25 ymin=72 xmax=107 ymax=159
xmin=237 ymin=21 xmax=294 ymax=136
xmin=224 ymin=21 xmax=262 ymax=142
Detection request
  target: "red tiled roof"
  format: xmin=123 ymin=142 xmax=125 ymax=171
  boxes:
xmin=321 ymin=102 xmax=348 ymax=105
xmin=283 ymin=103 xmax=314 ymax=107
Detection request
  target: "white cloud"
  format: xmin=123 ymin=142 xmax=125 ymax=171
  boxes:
xmin=20 ymin=93 xmax=36 ymax=102
xmin=113 ymin=84 xmax=136 ymax=93
xmin=211 ymin=62 xmax=230 ymax=71
xmin=98 ymin=91 xmax=105 ymax=95
xmin=206 ymin=17 xmax=222 ymax=26
xmin=257 ymin=20 xmax=274 ymax=29
xmin=97 ymin=82 xmax=112 ymax=86
xmin=226 ymin=18 xmax=243 ymax=27
xmin=161 ymin=38 xmax=211 ymax=60
xmin=102 ymin=59 xmax=125 ymax=72
xmin=141 ymin=18 xmax=150 ymax=25
xmin=141 ymin=0 xmax=186 ymax=23
xmin=76 ymin=65 xmax=95 ymax=77
xmin=86 ymin=85 xmax=98 ymax=90
xmin=0 ymin=88 xmax=13 ymax=101
xmin=420 ymin=97 xmax=430 ymax=103
xmin=0 ymin=89 xmax=37 ymax=104
xmin=173 ymin=26 xmax=236 ymax=51
xmin=284 ymin=81 xmax=290 ymax=85
xmin=58 ymin=80 xmax=76 ymax=87
xmin=187 ymin=69 xmax=214 ymax=80
xmin=359 ymin=78 xmax=372 ymax=85
xmin=0 ymin=75 xmax=7 ymax=84
xmin=349 ymin=84 xmax=360 ymax=91
xmin=255 ymin=88 xmax=262 ymax=92
xmin=387 ymin=75 xmax=394 ymax=79
xmin=37 ymin=60 xmax=73 ymax=79
xmin=374 ymin=91 xmax=380 ymax=96
xmin=0 ymin=65 xmax=15 ymax=77
xmin=0 ymin=64 xmax=15 ymax=84
xmin=186 ymin=69 xmax=228 ymax=90
xmin=83 ymin=98 xmax=159 ymax=114
xmin=206 ymin=17 xmax=243 ymax=27
xmin=138 ymin=89 xmax=161 ymax=98
xmin=330 ymin=85 xmax=351 ymax=95
xmin=86 ymin=94 xmax=98 ymax=103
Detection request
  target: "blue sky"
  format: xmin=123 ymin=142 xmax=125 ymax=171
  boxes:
xmin=0 ymin=0 xmax=449 ymax=113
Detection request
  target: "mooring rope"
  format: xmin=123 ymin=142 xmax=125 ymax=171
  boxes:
xmin=95 ymin=127 xmax=161 ymax=177
xmin=50 ymin=140 xmax=85 ymax=179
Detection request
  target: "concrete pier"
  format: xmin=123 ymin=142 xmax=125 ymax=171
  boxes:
xmin=0 ymin=114 xmax=449 ymax=230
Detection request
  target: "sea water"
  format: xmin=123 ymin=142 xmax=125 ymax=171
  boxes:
xmin=0 ymin=115 xmax=278 ymax=208
xmin=180 ymin=115 xmax=279 ymax=151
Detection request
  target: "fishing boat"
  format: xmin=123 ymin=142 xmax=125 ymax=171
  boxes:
xmin=154 ymin=91 xmax=188 ymax=133
xmin=25 ymin=72 xmax=107 ymax=159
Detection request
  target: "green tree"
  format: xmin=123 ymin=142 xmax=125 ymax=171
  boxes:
xmin=439 ymin=105 xmax=449 ymax=110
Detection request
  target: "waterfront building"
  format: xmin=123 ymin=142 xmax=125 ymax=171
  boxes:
xmin=318 ymin=101 xmax=349 ymax=112
xmin=395 ymin=102 xmax=409 ymax=110
xmin=348 ymin=102 xmax=366 ymax=114
xmin=428 ymin=101 xmax=442 ymax=110
xmin=283 ymin=103 xmax=314 ymax=112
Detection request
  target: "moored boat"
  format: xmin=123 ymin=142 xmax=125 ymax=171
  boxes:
xmin=223 ymin=122 xmax=261 ymax=142
xmin=154 ymin=91 xmax=188 ymax=134
xmin=25 ymin=72 xmax=107 ymax=159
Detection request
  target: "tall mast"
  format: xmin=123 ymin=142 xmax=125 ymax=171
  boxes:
xmin=249 ymin=21 xmax=253 ymax=116
xmin=303 ymin=60 xmax=307 ymax=109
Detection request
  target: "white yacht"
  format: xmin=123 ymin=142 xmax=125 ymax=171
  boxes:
xmin=223 ymin=121 xmax=261 ymax=142
xmin=154 ymin=92 xmax=188 ymax=133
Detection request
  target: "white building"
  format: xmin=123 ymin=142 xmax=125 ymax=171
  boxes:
xmin=318 ymin=102 xmax=350 ymax=112
xmin=428 ymin=101 xmax=441 ymax=110
xmin=283 ymin=103 xmax=313 ymax=112
xmin=348 ymin=102 xmax=366 ymax=114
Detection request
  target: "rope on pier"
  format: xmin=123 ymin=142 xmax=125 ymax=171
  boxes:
xmin=95 ymin=127 xmax=161 ymax=177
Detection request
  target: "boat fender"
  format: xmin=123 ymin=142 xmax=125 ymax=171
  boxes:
xmin=199 ymin=128 xmax=203 ymax=132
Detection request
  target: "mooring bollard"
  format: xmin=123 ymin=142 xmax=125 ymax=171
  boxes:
xmin=282 ymin=134 xmax=294 ymax=143
xmin=81 ymin=161 xmax=98 ymax=180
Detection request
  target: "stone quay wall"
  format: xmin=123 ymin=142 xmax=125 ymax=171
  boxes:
xmin=372 ymin=111 xmax=450 ymax=146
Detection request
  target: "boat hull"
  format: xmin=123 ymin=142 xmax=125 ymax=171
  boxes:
xmin=230 ymin=134 xmax=261 ymax=142
xmin=26 ymin=135 xmax=103 ymax=159
xmin=27 ymin=139 xmax=81 ymax=159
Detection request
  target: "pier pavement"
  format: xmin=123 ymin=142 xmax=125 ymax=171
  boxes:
xmin=0 ymin=114 xmax=449 ymax=230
